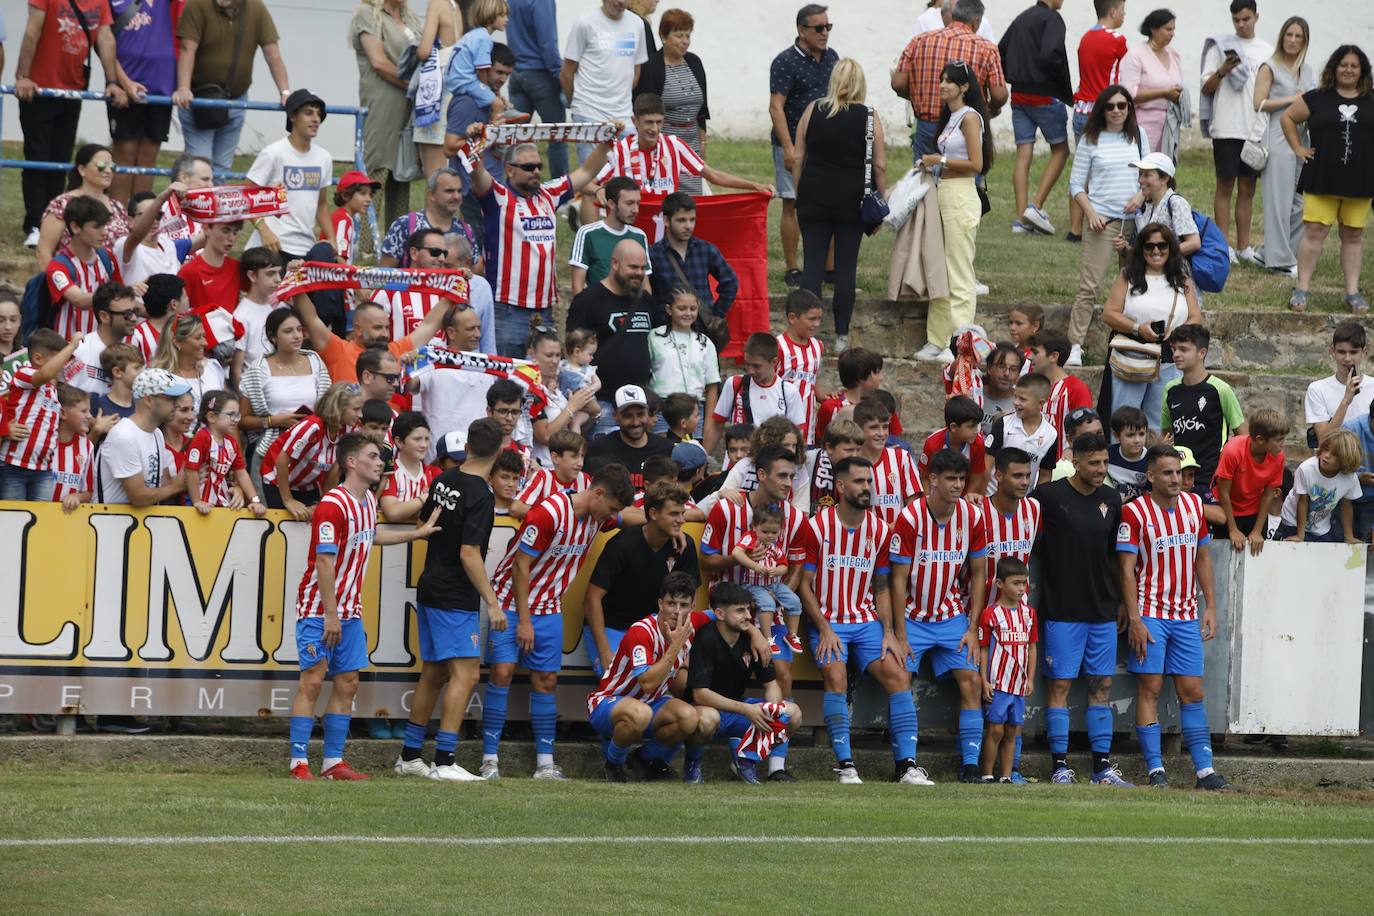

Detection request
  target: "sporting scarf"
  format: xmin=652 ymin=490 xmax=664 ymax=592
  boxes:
xmin=181 ymin=185 xmax=290 ymax=224
xmin=736 ymin=702 xmax=789 ymax=761
xmin=276 ymin=262 xmax=470 ymax=304
xmin=942 ymin=325 xmax=993 ymax=407
xmin=158 ymin=195 xmax=194 ymax=242
xmin=460 ymin=121 xmax=620 ymax=170
xmin=411 ymin=346 xmax=549 ymax=419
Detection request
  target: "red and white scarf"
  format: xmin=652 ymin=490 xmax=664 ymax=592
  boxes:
xmin=736 ymin=702 xmax=790 ymax=761
xmin=276 ymin=262 xmax=470 ymax=304
xmin=181 ymin=185 xmax=290 ymax=224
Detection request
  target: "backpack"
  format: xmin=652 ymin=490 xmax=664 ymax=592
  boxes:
xmin=1188 ymin=209 xmax=1231 ymax=293
xmin=20 ymin=249 xmax=115 ymax=340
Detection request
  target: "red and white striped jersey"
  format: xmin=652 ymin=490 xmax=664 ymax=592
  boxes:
xmin=185 ymin=428 xmax=245 ymax=507
xmin=51 ymin=434 xmax=94 ymax=501
xmin=595 ymin=134 xmax=704 ymax=194
xmin=330 ymin=208 xmax=357 ymax=264
xmin=1046 ymin=374 xmax=1094 ymax=459
xmin=517 ymin=467 xmax=590 ymax=509
xmin=775 ymin=333 xmax=823 ymax=443
xmin=802 ymin=507 xmax=893 ymax=625
xmin=492 ymin=491 xmax=615 ymax=615
xmin=382 ymin=460 xmax=440 ymax=502
xmin=1117 ymin=492 xmax=1212 ymax=621
xmin=46 ymin=247 xmax=120 ymax=339
xmin=976 ymin=496 xmax=1042 ymax=588
xmin=481 ymin=175 xmax=574 ymax=310
xmin=296 ymin=486 xmax=378 ymax=621
xmin=125 ymin=321 xmax=160 ymax=364
xmin=890 ymin=497 xmax=989 ymax=623
xmin=977 ymin=600 xmax=1038 ymax=695
xmin=701 ymin=498 xmax=808 ymax=586
xmin=0 ymin=366 xmax=60 ymax=471
xmin=372 ymin=288 xmax=443 ymax=342
xmin=261 ymin=415 xmax=338 ymax=491
xmin=869 ymin=446 xmax=922 ymax=525
xmin=733 ymin=530 xmax=786 ymax=587
xmin=586 ymin=610 xmax=714 ymax=715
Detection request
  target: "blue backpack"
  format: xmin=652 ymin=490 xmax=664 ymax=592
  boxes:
xmin=20 ymin=249 xmax=115 ymax=340
xmin=1188 ymin=209 xmax=1231 ymax=294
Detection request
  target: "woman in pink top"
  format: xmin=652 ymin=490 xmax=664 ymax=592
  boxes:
xmin=1119 ymin=10 xmax=1184 ymax=157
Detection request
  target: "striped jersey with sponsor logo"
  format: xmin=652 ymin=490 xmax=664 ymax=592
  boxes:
xmin=977 ymin=600 xmax=1038 ymax=695
xmin=0 ymin=366 xmax=60 ymax=471
xmin=869 ymin=446 xmax=922 ymax=525
xmin=51 ymin=434 xmax=94 ymax=501
xmin=185 ymin=428 xmax=246 ymax=507
xmin=46 ymin=247 xmax=119 ymax=339
xmin=517 ymin=467 xmax=590 ymax=509
xmin=492 ymin=491 xmax=615 ymax=615
xmin=1116 ymin=492 xmax=1211 ymax=621
xmin=372 ymin=288 xmax=443 ymax=342
xmin=890 ymin=497 xmax=989 ymax=622
xmin=481 ymin=175 xmax=574 ymax=310
xmin=586 ymin=610 xmax=714 ymax=715
xmin=125 ymin=321 xmax=160 ymax=364
xmin=595 ymin=134 xmax=704 ymax=194
xmin=382 ymin=460 xmax=441 ymax=502
xmin=701 ymin=498 xmax=808 ymax=585
xmin=296 ymin=486 xmax=378 ymax=620
xmin=733 ymin=530 xmax=787 ymax=587
xmin=976 ymin=496 xmax=1041 ymax=588
xmin=260 ymin=414 xmax=339 ymax=491
xmin=775 ymin=333 xmax=823 ymax=441
xmin=802 ymin=507 xmax=892 ymax=625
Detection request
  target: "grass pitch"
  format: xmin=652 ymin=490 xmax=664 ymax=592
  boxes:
xmin=2 ymin=772 xmax=1372 ymax=914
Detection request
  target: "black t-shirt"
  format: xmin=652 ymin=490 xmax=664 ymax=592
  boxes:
xmin=1163 ymin=374 xmax=1241 ymax=490
xmin=687 ymin=620 xmax=775 ymax=701
xmin=1297 ymin=89 xmax=1374 ymax=199
xmin=1033 ymin=478 xmax=1122 ymax=623
xmin=586 ymin=431 xmax=674 ymax=489
xmin=589 ymin=525 xmax=699 ymax=631
xmin=416 ymin=469 xmax=495 ymax=610
xmin=565 ymin=282 xmax=665 ymax=394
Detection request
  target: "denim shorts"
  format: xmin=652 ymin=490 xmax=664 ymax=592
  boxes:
xmin=772 ymin=144 xmax=797 ymax=200
xmin=1012 ymin=101 xmax=1069 ymax=146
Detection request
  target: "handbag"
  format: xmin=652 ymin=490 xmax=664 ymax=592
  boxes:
xmin=1241 ymin=110 xmax=1270 ymax=172
xmin=396 ymin=44 xmax=421 ymax=82
xmin=1108 ymin=289 xmax=1180 ymax=383
xmin=191 ymin=9 xmax=248 ymax=130
xmin=394 ymin=119 xmax=422 ymax=182
xmin=882 ymin=168 xmax=930 ymax=231
xmin=860 ymin=107 xmax=890 ymax=235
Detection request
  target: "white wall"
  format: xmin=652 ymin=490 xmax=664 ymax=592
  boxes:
xmin=3 ymin=0 xmax=1371 ymax=159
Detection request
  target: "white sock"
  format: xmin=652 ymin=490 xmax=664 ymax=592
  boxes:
xmin=536 ymin=753 xmax=555 ymax=768
xmin=322 ymin=756 xmax=342 ymax=772
xmin=290 ymin=758 xmax=308 ymax=770
xmin=482 ymin=753 xmax=498 ymax=764
xmin=1197 ymin=766 xmax=1215 ymax=779
xmin=768 ymin=756 xmax=786 ymax=774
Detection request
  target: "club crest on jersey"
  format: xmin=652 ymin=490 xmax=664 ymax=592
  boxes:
xmin=318 ymin=521 xmax=336 ymax=544
xmin=1099 ymin=502 xmax=1109 ymax=518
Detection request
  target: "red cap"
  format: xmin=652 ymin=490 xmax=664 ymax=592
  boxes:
xmin=337 ymin=170 xmax=381 ymax=192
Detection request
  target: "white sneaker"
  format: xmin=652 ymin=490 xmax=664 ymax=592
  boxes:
xmin=937 ymin=347 xmax=955 ymax=364
xmin=1237 ymin=246 xmax=1262 ymax=267
xmin=1066 ymin=344 xmax=1084 ymax=367
xmin=23 ymin=228 xmax=39 ymax=248
xmin=914 ymin=343 xmax=946 ymax=361
xmin=479 ymin=760 xmax=501 ymax=780
xmin=430 ymin=763 xmax=484 ymax=782
xmin=898 ymin=764 xmax=935 ymax=786
xmin=1227 ymin=246 xmax=1239 ymax=265
xmin=393 ymin=756 xmax=432 ymax=778
xmin=834 ymin=764 xmax=863 ymax=784
xmin=1022 ymin=204 xmax=1055 ymax=235
xmin=974 ymin=282 xmax=989 ymax=296
xmin=533 ymin=763 xmax=570 ymax=781
xmin=834 ymin=334 xmax=850 ymax=353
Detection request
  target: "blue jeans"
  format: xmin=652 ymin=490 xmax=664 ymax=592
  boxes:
xmin=743 ymin=582 xmax=802 ymax=619
xmin=0 ymin=465 xmax=55 ymax=502
xmin=1112 ymin=363 xmax=1181 ymax=432
xmin=493 ymin=302 xmax=550 ymax=358
xmin=1352 ymin=497 xmax=1374 ymax=542
xmin=913 ymin=118 xmax=939 ymax=161
xmin=508 ymin=69 xmax=568 ymax=179
xmin=177 ymin=94 xmax=248 ymax=174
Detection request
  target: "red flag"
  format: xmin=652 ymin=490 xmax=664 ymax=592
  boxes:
xmin=634 ymin=192 xmax=771 ymax=361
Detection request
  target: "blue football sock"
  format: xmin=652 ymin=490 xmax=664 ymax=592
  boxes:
xmin=888 ymin=691 xmax=918 ymax=761
xmin=642 ymin=737 xmax=682 ymax=763
xmin=322 ymin=713 xmax=350 ymax=760
xmin=530 ymin=690 xmax=557 ymax=758
xmin=726 ymin=737 xmax=741 ymax=757
xmin=1013 ymin=732 xmax=1023 ymax=771
xmin=1086 ymin=704 xmax=1114 ymax=755
xmin=402 ymin=720 xmax=427 ymax=750
xmin=289 ymin=715 xmax=313 ymax=760
xmin=1180 ymin=702 xmax=1213 ymax=773
xmin=435 ymin=729 xmax=458 ymax=753
xmin=1137 ymin=722 xmax=1164 ymax=772
xmin=822 ymin=692 xmax=851 ymax=762
xmin=482 ymin=684 xmax=509 ymax=755
xmin=958 ymin=708 xmax=983 ymax=766
xmin=1046 ymin=706 xmax=1070 ymax=756
xmin=606 ymin=739 xmax=631 ymax=765
xmin=685 ymin=744 xmax=706 ymax=765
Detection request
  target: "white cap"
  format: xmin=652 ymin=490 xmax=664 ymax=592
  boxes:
xmin=614 ymin=384 xmax=648 ymax=411
xmin=1129 ymin=152 xmax=1176 ymax=177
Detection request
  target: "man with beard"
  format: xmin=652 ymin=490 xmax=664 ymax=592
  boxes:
xmin=294 ymin=288 xmax=455 ymax=386
xmin=586 ymin=385 xmax=674 ymax=488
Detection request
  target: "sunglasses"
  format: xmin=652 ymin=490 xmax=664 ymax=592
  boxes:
xmin=377 ymin=372 xmax=403 ymax=384
xmin=107 ymin=308 xmax=138 ymax=319
xmin=806 ymin=23 xmax=833 ymax=32
xmin=1142 ymin=240 xmax=1170 ymax=252
xmin=92 ymin=162 xmax=116 ymax=172
xmin=1105 ymin=101 xmax=1130 ymax=111
xmin=510 ymin=161 xmax=543 ymax=173
xmin=418 ymin=246 xmax=447 ymax=258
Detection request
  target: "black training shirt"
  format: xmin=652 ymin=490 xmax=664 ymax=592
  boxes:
xmin=416 ymin=469 xmax=495 ymax=610
xmin=590 ymin=525 xmax=699 ymax=631
xmin=1034 ymin=477 xmax=1122 ymax=623
xmin=687 ymin=620 xmax=774 ymax=702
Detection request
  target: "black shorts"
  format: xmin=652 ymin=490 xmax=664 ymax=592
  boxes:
xmin=108 ymin=101 xmax=173 ymax=144
xmin=1211 ymin=138 xmax=1259 ymax=180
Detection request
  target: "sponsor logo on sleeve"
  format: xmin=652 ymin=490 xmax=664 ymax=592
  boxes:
xmin=632 ymin=645 xmax=648 ymax=667
xmin=520 ymin=524 xmax=541 ymax=547
xmin=1116 ymin=522 xmax=1131 ymax=543
xmin=318 ymin=521 xmax=336 ymax=544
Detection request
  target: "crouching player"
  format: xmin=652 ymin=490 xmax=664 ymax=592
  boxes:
xmin=686 ymin=582 xmax=803 ymax=784
xmin=288 ymin=433 xmax=441 ymax=780
xmin=977 ymin=557 xmax=1038 ymax=783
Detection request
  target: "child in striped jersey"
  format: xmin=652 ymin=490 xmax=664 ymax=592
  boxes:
xmin=186 ymin=390 xmax=266 ymax=516
xmin=978 ymin=556 xmax=1038 ymax=783
xmin=52 ymin=384 xmax=95 ymax=512
xmin=380 ymin=412 xmax=440 ymax=523
xmin=0 ymin=329 xmax=82 ymax=502
xmin=730 ymin=502 xmax=805 ymax=654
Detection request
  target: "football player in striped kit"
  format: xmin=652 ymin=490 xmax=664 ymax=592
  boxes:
xmin=287 ymin=434 xmax=442 ymax=781
xmin=977 ymin=556 xmax=1038 ymax=783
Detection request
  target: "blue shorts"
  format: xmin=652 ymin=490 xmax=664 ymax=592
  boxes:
xmin=583 ymin=623 xmax=627 ymax=677
xmin=985 ymin=690 xmax=1026 ymax=725
xmin=1126 ymin=617 xmax=1205 ymax=677
xmin=1072 ymin=109 xmax=1090 ymax=143
xmin=485 ymin=610 xmax=564 ymax=672
xmin=1042 ymin=620 xmax=1118 ymax=679
xmin=772 ymin=144 xmax=797 ymax=200
xmin=415 ymin=603 xmax=481 ymax=662
xmin=589 ymin=693 xmax=671 ymax=741
xmin=1012 ymin=100 xmax=1069 ymax=146
xmin=809 ymin=619 xmax=886 ymax=672
xmin=296 ymin=617 xmax=368 ymax=677
xmin=904 ymin=615 xmax=979 ymax=677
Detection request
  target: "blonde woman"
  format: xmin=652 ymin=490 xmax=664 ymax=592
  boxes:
xmin=626 ymin=0 xmax=660 ymax=57
xmin=348 ymin=0 xmax=424 ymax=227
xmin=1253 ymin=16 xmax=1315 ymax=277
xmin=793 ymin=59 xmax=885 ymax=350
xmin=413 ymin=0 xmax=466 ymax=178
xmin=150 ymin=314 xmax=227 ymax=417
xmin=262 ymin=382 xmax=365 ymax=519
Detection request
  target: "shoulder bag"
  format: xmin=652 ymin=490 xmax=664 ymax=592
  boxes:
xmin=860 ymin=107 xmax=890 ymax=235
xmin=191 ymin=6 xmax=249 ymax=130
xmin=64 ymin=0 xmax=95 ymax=89
xmin=1107 ymin=288 xmax=1180 ymax=383
xmin=1240 ymin=109 xmax=1270 ymax=172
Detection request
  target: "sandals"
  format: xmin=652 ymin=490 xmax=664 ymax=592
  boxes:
xmin=1346 ymin=293 xmax=1370 ymax=314
xmin=1288 ymin=289 xmax=1308 ymax=312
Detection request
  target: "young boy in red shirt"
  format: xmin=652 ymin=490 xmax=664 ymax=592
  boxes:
xmin=1213 ymin=407 xmax=1289 ymax=555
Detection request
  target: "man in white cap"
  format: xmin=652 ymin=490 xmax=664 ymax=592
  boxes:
xmin=1124 ymin=152 xmax=1201 ymax=257
xmin=586 ymin=384 xmax=673 ymax=490
xmin=96 ymin=368 xmax=191 ymax=506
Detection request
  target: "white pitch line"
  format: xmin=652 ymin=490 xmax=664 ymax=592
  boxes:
xmin=1 ymin=835 xmax=1373 ymax=849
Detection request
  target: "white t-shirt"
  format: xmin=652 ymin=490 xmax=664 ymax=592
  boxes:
xmin=1202 ymin=36 xmax=1273 ymax=139
xmin=234 ymin=297 xmax=283 ymax=365
xmin=913 ymin=7 xmax=996 ymax=41
xmin=245 ymin=138 xmax=335 ymax=256
xmin=1304 ymin=373 xmax=1374 ymax=425
xmin=986 ymin=412 xmax=1057 ymax=496
xmin=564 ymin=8 xmax=648 ymax=122
xmin=1279 ymin=455 xmax=1361 ymax=536
xmin=121 ymin=237 xmax=183 ymax=287
xmin=97 ymin=419 xmax=172 ymax=505
xmin=181 ymin=361 xmax=228 ymax=418
xmin=712 ymin=375 xmax=807 ymax=431
xmin=414 ymin=365 xmax=496 ymax=460
xmin=64 ymin=332 xmax=111 ymax=395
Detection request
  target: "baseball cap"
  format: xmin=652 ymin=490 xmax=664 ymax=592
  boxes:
xmin=1065 ymin=406 xmax=1100 ymax=432
xmin=1129 ymin=152 xmax=1176 ymax=177
xmin=1174 ymin=444 xmax=1201 ymax=470
xmin=614 ymin=384 xmax=648 ymax=411
xmin=337 ymin=170 xmax=381 ymax=193
xmin=133 ymin=367 xmax=192 ymax=400
xmin=672 ymin=440 xmax=708 ymax=471
xmin=283 ymin=89 xmax=327 ymax=131
xmin=434 ymin=430 xmax=466 ymax=463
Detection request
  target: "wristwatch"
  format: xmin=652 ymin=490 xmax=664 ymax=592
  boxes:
xmin=939 ymin=155 xmax=948 ymax=168
xmin=249 ymin=497 xmax=262 ymax=505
